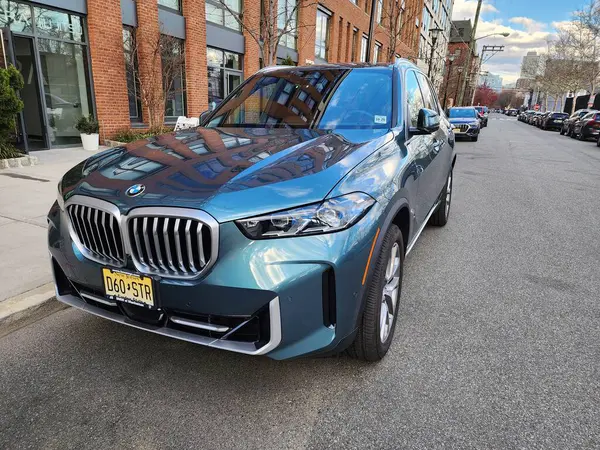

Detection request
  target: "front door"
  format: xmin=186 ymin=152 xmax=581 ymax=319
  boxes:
xmin=13 ymin=35 xmax=48 ymax=150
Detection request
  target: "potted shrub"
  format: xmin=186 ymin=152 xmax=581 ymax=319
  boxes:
xmin=75 ymin=115 xmax=100 ymax=151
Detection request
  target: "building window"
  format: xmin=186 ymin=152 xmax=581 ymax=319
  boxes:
xmin=122 ymin=27 xmax=142 ymax=121
xmin=360 ymin=34 xmax=368 ymax=62
xmin=206 ymin=0 xmax=241 ymax=32
xmin=351 ymin=28 xmax=358 ymax=61
xmin=278 ymin=0 xmax=298 ymax=49
xmin=161 ymin=37 xmax=186 ymax=119
xmin=349 ymin=0 xmax=357 ymax=4
xmin=158 ymin=0 xmax=181 ymax=11
xmin=376 ymin=0 xmax=383 ymax=24
xmin=207 ymin=47 xmax=243 ymax=110
xmin=373 ymin=42 xmax=381 ymax=63
xmin=315 ymin=8 xmax=330 ymax=60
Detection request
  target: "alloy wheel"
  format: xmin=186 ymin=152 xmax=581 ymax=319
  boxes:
xmin=380 ymin=243 xmax=400 ymax=343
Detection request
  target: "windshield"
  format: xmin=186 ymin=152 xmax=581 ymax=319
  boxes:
xmin=206 ymin=68 xmax=393 ymax=130
xmin=449 ymin=108 xmax=477 ymax=118
xmin=552 ymin=113 xmax=568 ymax=118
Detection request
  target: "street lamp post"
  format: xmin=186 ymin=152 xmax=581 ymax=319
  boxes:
xmin=427 ymin=28 xmax=443 ymax=79
xmin=442 ymin=54 xmax=456 ymax=109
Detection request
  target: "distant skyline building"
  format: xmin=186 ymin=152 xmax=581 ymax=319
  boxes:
xmin=520 ymin=51 xmax=545 ymax=79
xmin=479 ymin=72 xmax=503 ymax=92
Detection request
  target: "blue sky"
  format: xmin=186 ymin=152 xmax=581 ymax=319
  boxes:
xmin=451 ymin=0 xmax=591 ymax=84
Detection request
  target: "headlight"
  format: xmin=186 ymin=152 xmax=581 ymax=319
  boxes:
xmin=469 ymin=122 xmax=480 ymax=127
xmin=236 ymin=192 xmax=375 ymax=239
xmin=57 ymin=180 xmax=65 ymax=210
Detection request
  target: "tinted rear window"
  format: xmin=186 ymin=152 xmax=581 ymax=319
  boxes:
xmin=552 ymin=113 xmax=568 ymax=118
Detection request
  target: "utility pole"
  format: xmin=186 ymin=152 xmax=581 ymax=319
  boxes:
xmin=366 ymin=0 xmax=378 ymax=62
xmin=470 ymin=45 xmax=504 ymax=105
xmin=457 ymin=0 xmax=482 ymax=106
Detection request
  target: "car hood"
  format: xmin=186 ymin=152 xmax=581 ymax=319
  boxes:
xmin=449 ymin=118 xmax=478 ymax=124
xmin=61 ymin=127 xmax=392 ymax=222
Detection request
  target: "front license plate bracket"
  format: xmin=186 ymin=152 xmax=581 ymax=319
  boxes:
xmin=102 ymin=268 xmax=155 ymax=308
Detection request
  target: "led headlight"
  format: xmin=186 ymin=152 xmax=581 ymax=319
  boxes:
xmin=236 ymin=192 xmax=375 ymax=239
xmin=57 ymin=180 xmax=65 ymax=210
xmin=469 ymin=122 xmax=480 ymax=127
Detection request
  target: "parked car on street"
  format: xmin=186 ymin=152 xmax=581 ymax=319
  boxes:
xmin=474 ymin=106 xmax=488 ymax=127
xmin=48 ymin=61 xmax=456 ymax=362
xmin=448 ymin=107 xmax=481 ymax=141
xmin=540 ymin=112 xmax=569 ymax=131
xmin=571 ymin=110 xmax=600 ymax=141
xmin=518 ymin=110 xmax=535 ymax=122
xmin=560 ymin=109 xmax=596 ymax=136
xmin=535 ymin=112 xmax=551 ymax=128
xmin=507 ymin=109 xmax=519 ymax=117
xmin=528 ymin=111 xmax=544 ymax=125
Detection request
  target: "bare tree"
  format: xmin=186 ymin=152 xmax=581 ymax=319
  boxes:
xmin=215 ymin=0 xmax=317 ymax=67
xmin=378 ymin=0 xmax=421 ymax=62
xmin=123 ymin=30 xmax=186 ymax=128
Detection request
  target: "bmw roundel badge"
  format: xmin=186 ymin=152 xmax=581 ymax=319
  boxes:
xmin=126 ymin=184 xmax=145 ymax=197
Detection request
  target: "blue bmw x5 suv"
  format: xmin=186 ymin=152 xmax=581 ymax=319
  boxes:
xmin=49 ymin=60 xmax=456 ymax=361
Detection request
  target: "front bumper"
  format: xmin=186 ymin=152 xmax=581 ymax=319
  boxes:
xmin=452 ymin=124 xmax=480 ymax=137
xmin=48 ymin=200 xmax=382 ymax=360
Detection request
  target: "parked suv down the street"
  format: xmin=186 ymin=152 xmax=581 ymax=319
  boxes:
xmin=48 ymin=61 xmax=456 ymax=361
xmin=474 ymin=106 xmax=488 ymax=127
xmin=540 ymin=112 xmax=568 ymax=130
xmin=448 ymin=107 xmax=481 ymax=141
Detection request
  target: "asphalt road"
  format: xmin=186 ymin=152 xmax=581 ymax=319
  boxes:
xmin=2 ymin=114 xmax=600 ymax=449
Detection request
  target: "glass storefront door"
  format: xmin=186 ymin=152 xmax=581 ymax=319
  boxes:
xmin=0 ymin=0 xmax=93 ymax=149
xmin=38 ymin=38 xmax=92 ymax=146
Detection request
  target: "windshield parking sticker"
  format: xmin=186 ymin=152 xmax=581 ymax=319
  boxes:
xmin=374 ymin=115 xmax=387 ymax=124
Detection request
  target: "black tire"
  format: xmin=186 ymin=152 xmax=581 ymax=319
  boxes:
xmin=347 ymin=225 xmax=404 ymax=362
xmin=471 ymin=135 xmax=479 ymax=142
xmin=577 ymin=131 xmax=585 ymax=141
xmin=430 ymin=169 xmax=453 ymax=227
xmin=560 ymin=127 xmax=565 ymax=135
xmin=568 ymin=127 xmax=574 ymax=137
xmin=597 ymin=137 xmax=600 ymax=147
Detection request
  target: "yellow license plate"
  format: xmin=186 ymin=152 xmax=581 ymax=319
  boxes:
xmin=453 ymin=127 xmax=461 ymax=133
xmin=102 ymin=268 xmax=154 ymax=308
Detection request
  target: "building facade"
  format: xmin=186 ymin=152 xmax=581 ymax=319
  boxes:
xmin=439 ymin=19 xmax=479 ymax=108
xmin=417 ymin=0 xmax=453 ymax=89
xmin=0 ymin=0 xmax=427 ymax=150
xmin=519 ymin=51 xmax=544 ymax=79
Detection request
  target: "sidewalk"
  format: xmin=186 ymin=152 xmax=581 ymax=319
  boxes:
xmin=0 ymin=147 xmax=106 ymax=305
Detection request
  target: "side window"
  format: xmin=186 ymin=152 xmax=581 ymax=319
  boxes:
xmin=405 ymin=71 xmax=425 ymax=128
xmin=416 ymin=73 xmax=438 ymax=113
xmin=582 ymin=112 xmax=593 ymax=120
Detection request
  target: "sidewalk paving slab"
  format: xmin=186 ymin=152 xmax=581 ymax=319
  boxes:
xmin=0 ymin=146 xmax=106 ymax=329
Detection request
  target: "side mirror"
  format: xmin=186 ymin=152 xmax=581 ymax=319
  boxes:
xmin=412 ymin=108 xmax=440 ymax=135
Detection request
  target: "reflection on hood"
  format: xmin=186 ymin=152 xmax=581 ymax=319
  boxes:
xmin=61 ymin=126 xmax=369 ymax=204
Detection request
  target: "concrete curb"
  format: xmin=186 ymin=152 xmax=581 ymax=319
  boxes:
xmin=0 ymin=155 xmax=39 ymax=169
xmin=0 ymin=283 xmax=67 ymax=338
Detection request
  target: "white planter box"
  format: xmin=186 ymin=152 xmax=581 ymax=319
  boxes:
xmin=80 ymin=133 xmax=99 ymax=151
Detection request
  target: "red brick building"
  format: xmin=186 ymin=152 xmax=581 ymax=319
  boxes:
xmin=439 ymin=19 xmax=479 ymax=108
xmin=1 ymin=0 xmax=430 ymax=150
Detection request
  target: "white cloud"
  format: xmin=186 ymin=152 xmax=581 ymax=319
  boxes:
xmin=509 ymin=17 xmax=546 ymax=33
xmin=451 ymin=0 xmax=499 ymax=20
xmin=450 ymin=2 xmax=560 ymax=85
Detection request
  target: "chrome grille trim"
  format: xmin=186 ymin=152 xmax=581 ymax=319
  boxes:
xmin=125 ymin=207 xmax=219 ymax=280
xmin=64 ymin=196 xmax=219 ymax=280
xmin=66 ymin=198 xmax=126 ymax=267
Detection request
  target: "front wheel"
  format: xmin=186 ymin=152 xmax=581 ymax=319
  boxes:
xmin=430 ymin=169 xmax=453 ymax=227
xmin=347 ymin=225 xmax=404 ymax=362
xmin=471 ymin=135 xmax=479 ymax=142
xmin=560 ymin=127 xmax=565 ymax=135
